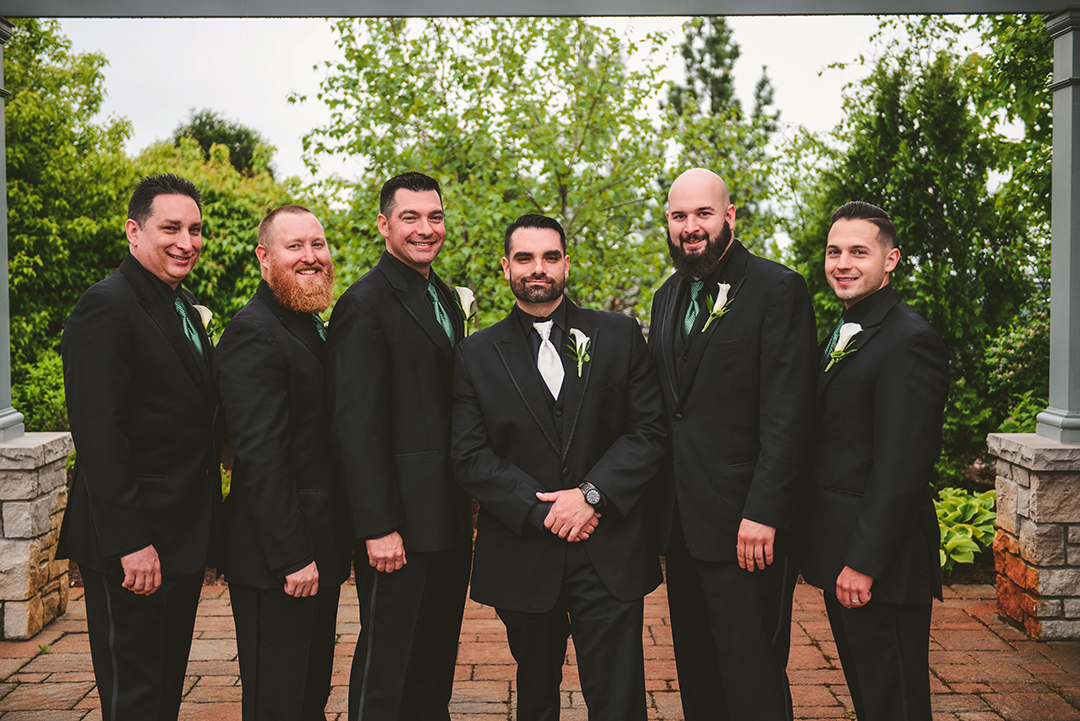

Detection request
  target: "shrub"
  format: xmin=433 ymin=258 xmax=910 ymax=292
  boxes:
xmin=935 ymin=486 xmax=996 ymax=573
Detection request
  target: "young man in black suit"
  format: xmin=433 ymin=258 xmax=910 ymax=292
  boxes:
xmin=451 ymin=214 xmax=667 ymax=721
xmin=327 ymin=172 xmax=473 ymax=721
xmin=648 ymin=168 xmax=817 ymax=721
xmin=60 ymin=174 xmax=218 ymax=720
xmin=800 ymin=201 xmax=948 ymax=721
xmin=215 ymin=205 xmax=352 ymax=721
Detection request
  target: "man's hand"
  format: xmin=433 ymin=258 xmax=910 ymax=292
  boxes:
xmin=121 ymin=545 xmax=162 ymax=595
xmin=736 ymin=519 xmax=776 ymax=571
xmin=284 ymin=561 xmax=319 ymax=598
xmin=536 ymin=490 xmax=598 ymax=542
xmin=836 ymin=566 xmax=874 ymax=608
xmin=366 ymin=532 xmax=406 ymax=573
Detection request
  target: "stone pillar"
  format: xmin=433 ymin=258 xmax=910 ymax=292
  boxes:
xmin=0 ymin=432 xmax=73 ymax=639
xmin=988 ymin=433 xmax=1080 ymax=640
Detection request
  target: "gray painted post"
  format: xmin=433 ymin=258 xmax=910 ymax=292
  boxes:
xmin=1039 ymin=8 xmax=1080 ymax=444
xmin=0 ymin=18 xmax=25 ymax=443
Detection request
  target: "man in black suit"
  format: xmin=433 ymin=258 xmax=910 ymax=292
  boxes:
xmin=648 ymin=168 xmax=817 ymax=721
xmin=327 ymin=172 xmax=473 ymax=721
xmin=452 ymin=214 xmax=667 ymax=721
xmin=215 ymin=205 xmax=352 ymax=721
xmin=59 ymin=174 xmax=218 ymax=721
xmin=800 ymin=201 xmax=948 ymax=721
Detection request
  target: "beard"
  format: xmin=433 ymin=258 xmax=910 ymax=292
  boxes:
xmin=668 ymin=220 xmax=733 ymax=279
xmin=269 ymin=261 xmax=336 ymax=314
xmin=510 ymin=272 xmax=565 ymax=305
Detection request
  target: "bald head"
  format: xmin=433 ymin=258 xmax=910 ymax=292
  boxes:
xmin=668 ymin=168 xmax=730 ymax=212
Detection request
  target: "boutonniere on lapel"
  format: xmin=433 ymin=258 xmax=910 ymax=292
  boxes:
xmin=701 ymin=282 xmax=733 ymax=332
xmin=455 ymin=286 xmax=477 ymax=337
xmin=825 ymin=322 xmax=862 ymax=372
xmin=192 ymin=304 xmax=220 ymax=345
xmin=567 ymin=328 xmax=591 ymax=377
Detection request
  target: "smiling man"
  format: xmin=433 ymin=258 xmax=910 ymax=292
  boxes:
xmin=648 ymin=168 xmax=817 ymax=721
xmin=327 ymin=172 xmax=473 ymax=721
xmin=452 ymin=214 xmax=667 ymax=720
xmin=215 ymin=205 xmax=351 ymax=721
xmin=800 ymin=201 xmax=948 ymax=721
xmin=59 ymin=174 xmax=218 ymax=721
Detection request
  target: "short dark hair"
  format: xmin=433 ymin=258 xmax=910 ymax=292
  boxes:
xmin=504 ymin=214 xmax=567 ymax=256
xmin=258 ymin=205 xmax=315 ymax=248
xmin=128 ymin=174 xmax=202 ymax=229
xmin=379 ymin=172 xmax=442 ymax=217
xmin=829 ymin=201 xmax=899 ymax=250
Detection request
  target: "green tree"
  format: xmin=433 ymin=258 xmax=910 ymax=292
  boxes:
xmin=784 ymin=41 xmax=1037 ymax=484
xmin=662 ymin=18 xmax=781 ymax=256
xmin=171 ymin=108 xmax=276 ymax=177
xmin=6 ymin=18 xmax=136 ymax=372
xmin=295 ymin=18 xmax=670 ymax=326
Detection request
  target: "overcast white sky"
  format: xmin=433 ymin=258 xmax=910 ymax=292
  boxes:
xmin=57 ymin=16 xmax=962 ymax=183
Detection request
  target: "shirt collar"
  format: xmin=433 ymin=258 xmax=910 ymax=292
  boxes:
xmin=512 ymin=296 xmax=568 ymax=338
xmin=128 ymin=252 xmax=186 ymax=304
xmin=842 ymin=284 xmax=893 ymax=324
xmin=383 ymin=250 xmax=433 ymax=295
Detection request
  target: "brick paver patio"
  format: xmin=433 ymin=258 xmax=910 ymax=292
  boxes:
xmin=1 ymin=579 xmax=1079 ymax=720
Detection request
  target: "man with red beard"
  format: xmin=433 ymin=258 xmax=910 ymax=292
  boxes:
xmin=648 ymin=169 xmax=817 ymax=721
xmin=215 ymin=205 xmax=352 ymax=721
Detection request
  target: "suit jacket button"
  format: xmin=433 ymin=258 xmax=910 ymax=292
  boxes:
xmin=562 ymin=468 xmax=570 ymax=476
xmin=674 ymin=413 xmax=683 ymax=421
xmin=555 ymin=410 xmax=562 ymax=417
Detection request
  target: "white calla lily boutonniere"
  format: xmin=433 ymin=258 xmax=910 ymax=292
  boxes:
xmin=568 ymin=328 xmax=591 ymax=377
xmin=455 ymin=286 xmax=477 ymax=336
xmin=825 ymin=322 xmax=862 ymax=372
xmin=702 ymin=282 xmax=733 ymax=332
xmin=192 ymin=304 xmax=220 ymax=344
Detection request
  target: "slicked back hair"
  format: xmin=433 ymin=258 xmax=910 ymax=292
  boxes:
xmin=830 ymin=201 xmax=899 ymax=250
xmin=258 ymin=205 xmax=315 ymax=249
xmin=128 ymin=174 xmax=202 ymax=229
xmin=504 ymin=214 xmax=567 ymax=256
xmin=379 ymin=172 xmax=442 ymax=218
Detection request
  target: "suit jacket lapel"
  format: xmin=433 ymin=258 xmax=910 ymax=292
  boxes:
xmin=256 ymin=283 xmax=325 ymax=364
xmin=119 ymin=256 xmax=212 ymax=401
xmin=377 ymin=255 xmax=455 ymax=364
xmin=654 ymin=277 xmax=681 ymax=408
xmin=494 ymin=319 xmax=562 ymax=455
xmin=677 ymin=246 xmax=749 ymax=402
xmin=558 ymin=303 xmax=596 ymax=460
xmin=816 ymin=287 xmax=901 ymax=403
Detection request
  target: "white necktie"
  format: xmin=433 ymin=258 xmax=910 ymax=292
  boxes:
xmin=534 ymin=320 xmax=564 ymax=400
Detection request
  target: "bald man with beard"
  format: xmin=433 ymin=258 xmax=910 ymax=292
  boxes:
xmin=215 ymin=205 xmax=352 ymax=721
xmin=648 ymin=169 xmax=817 ymax=721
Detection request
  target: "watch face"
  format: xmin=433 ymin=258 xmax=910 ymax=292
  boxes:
xmin=585 ymin=488 xmax=601 ymax=505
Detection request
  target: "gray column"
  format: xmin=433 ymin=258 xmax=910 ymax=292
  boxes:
xmin=1039 ymin=8 xmax=1080 ymax=443
xmin=0 ymin=18 xmax=25 ymax=443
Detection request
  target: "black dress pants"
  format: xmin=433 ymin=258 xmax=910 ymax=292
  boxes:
xmin=81 ymin=566 xmax=203 ymax=721
xmin=230 ymin=582 xmax=341 ymax=721
xmin=665 ymin=519 xmax=793 ymax=721
xmin=824 ymin=594 xmax=933 ymax=721
xmin=495 ymin=543 xmax=647 ymax=721
xmin=349 ymin=544 xmax=471 ymax=721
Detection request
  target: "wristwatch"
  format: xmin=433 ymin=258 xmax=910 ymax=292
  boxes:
xmin=579 ymin=481 xmax=603 ymax=508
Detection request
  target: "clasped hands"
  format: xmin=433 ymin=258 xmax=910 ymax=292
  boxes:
xmin=536 ymin=489 xmax=599 ymax=542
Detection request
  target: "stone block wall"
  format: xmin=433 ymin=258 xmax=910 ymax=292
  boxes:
xmin=0 ymin=432 xmax=73 ymax=639
xmin=988 ymin=432 xmax=1080 ymax=640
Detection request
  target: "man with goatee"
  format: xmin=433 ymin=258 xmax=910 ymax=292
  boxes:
xmin=648 ymin=168 xmax=817 ymax=721
xmin=215 ymin=205 xmax=352 ymax=721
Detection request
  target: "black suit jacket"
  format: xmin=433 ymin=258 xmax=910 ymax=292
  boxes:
xmin=800 ymin=286 xmax=947 ymax=605
xmin=327 ymin=251 xmax=472 ymax=552
xmin=451 ymin=299 xmax=667 ymax=613
xmin=649 ymin=240 xmax=817 ymax=562
xmin=59 ymin=253 xmax=219 ymax=577
xmin=214 ymin=281 xmax=352 ymax=590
